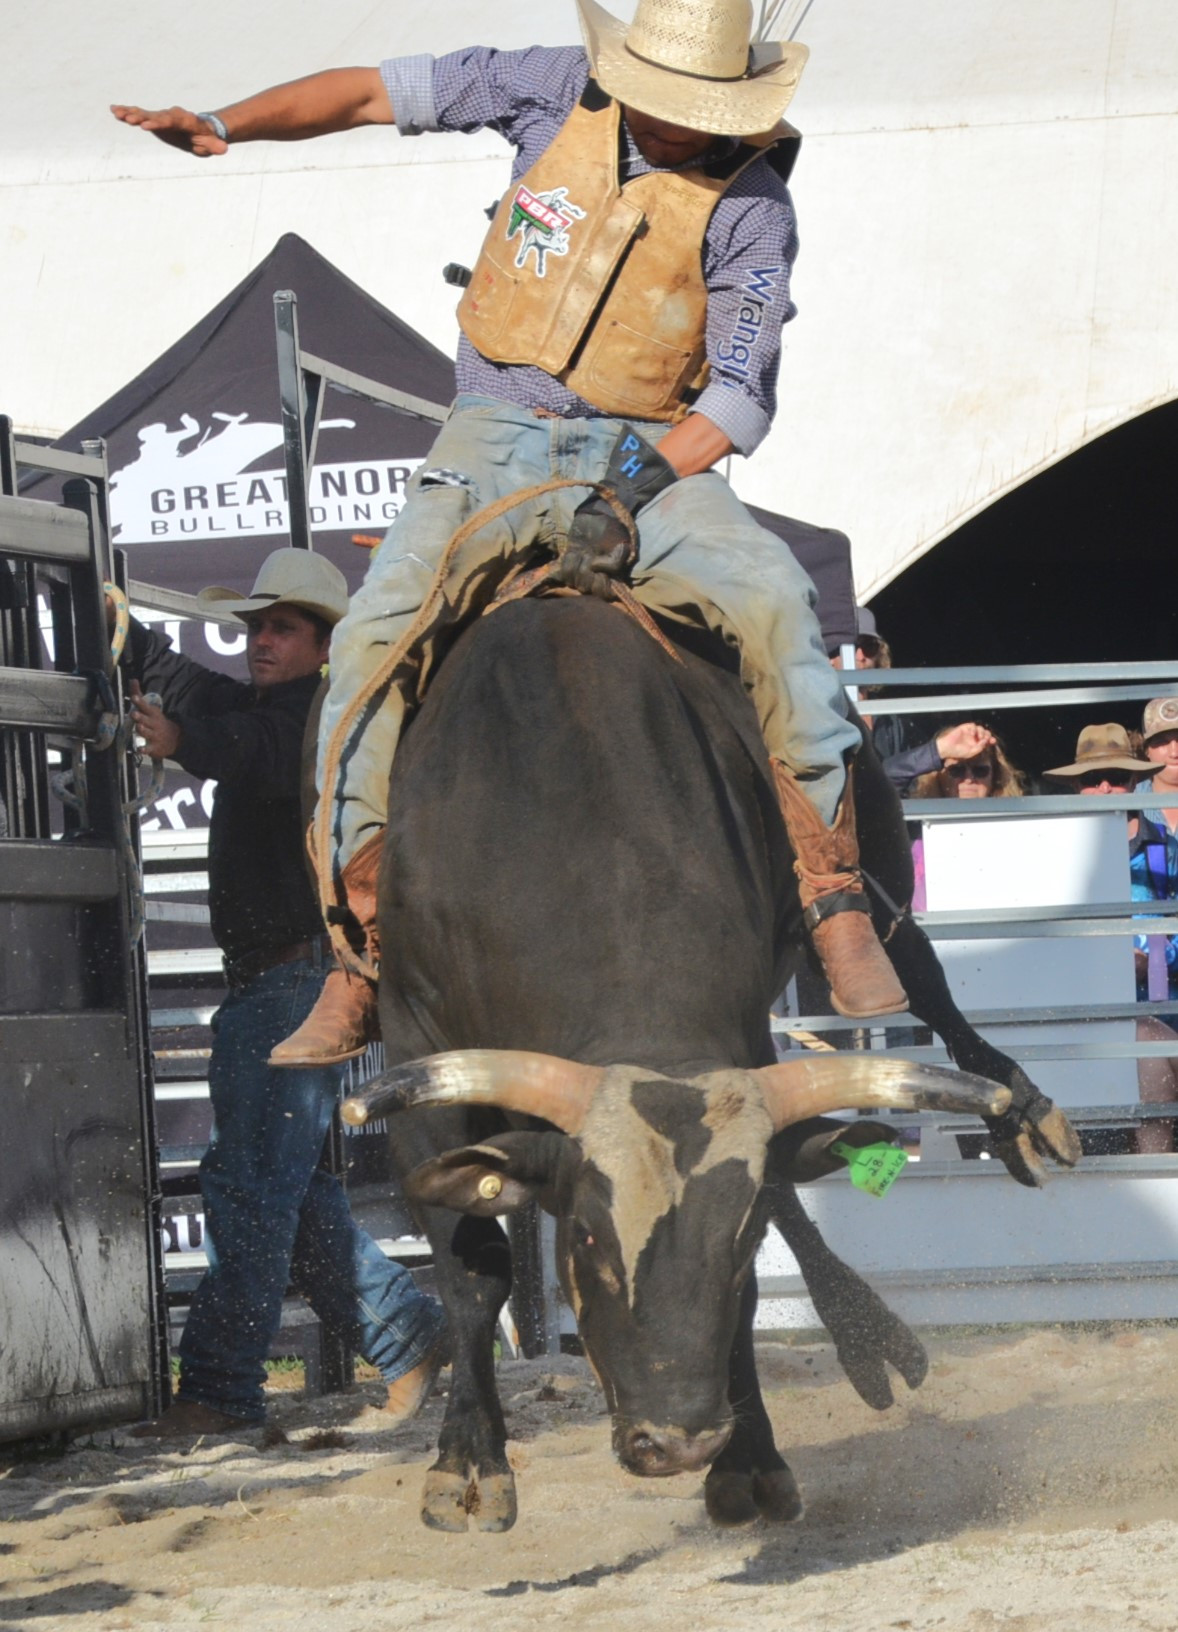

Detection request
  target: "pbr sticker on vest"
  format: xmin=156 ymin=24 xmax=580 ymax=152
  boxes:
xmin=507 ymin=184 xmax=586 ymax=277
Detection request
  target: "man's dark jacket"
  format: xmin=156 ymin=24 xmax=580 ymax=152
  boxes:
xmin=122 ymin=620 xmax=324 ymax=963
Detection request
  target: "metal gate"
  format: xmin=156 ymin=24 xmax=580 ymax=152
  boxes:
xmin=756 ymin=658 xmax=1178 ymax=1330
xmin=0 ymin=420 xmax=166 ymax=1441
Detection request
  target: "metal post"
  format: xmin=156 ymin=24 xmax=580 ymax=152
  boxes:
xmin=0 ymin=415 xmax=16 ymax=497
xmin=274 ymin=291 xmax=315 ymax=551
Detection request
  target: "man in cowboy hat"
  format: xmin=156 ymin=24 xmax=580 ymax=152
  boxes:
xmin=113 ymin=0 xmax=909 ymax=1060
xmin=114 ymin=547 xmax=446 ymax=1437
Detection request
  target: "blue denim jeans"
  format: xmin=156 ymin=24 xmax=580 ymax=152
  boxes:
xmin=319 ymin=395 xmax=860 ymax=869
xmin=177 ymin=955 xmax=444 ymax=1422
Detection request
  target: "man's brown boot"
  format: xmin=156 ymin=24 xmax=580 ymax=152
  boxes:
xmin=771 ymin=760 xmax=908 ymax=1020
xmin=269 ymin=832 xmax=383 ymax=1067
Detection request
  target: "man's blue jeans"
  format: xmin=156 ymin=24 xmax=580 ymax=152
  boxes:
xmin=319 ymin=395 xmax=861 ymax=871
xmin=178 ymin=955 xmax=444 ymax=1422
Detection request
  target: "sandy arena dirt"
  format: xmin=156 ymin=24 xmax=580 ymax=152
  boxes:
xmin=3 ymin=1324 xmax=1178 ymax=1631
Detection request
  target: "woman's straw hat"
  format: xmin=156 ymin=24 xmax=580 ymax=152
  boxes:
xmin=575 ymin=0 xmax=809 ymax=137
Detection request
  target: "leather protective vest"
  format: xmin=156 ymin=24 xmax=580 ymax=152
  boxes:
xmin=457 ymin=85 xmax=797 ymax=421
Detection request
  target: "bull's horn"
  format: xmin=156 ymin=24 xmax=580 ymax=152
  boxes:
xmin=340 ymin=1049 xmax=603 ymax=1134
xmin=752 ymin=1056 xmax=1011 ymax=1135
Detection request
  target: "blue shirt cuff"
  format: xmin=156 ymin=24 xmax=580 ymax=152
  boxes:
xmin=691 ymin=382 xmax=772 ymax=458
xmin=380 ymin=55 xmax=438 ymax=135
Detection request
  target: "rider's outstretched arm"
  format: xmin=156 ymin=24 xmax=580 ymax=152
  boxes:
xmin=110 ymin=67 xmax=393 ymax=157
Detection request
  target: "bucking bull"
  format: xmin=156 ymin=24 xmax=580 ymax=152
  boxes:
xmin=342 ymin=591 xmax=1080 ymax=1532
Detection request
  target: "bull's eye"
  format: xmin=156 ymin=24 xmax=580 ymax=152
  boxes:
xmin=574 ymin=1222 xmax=594 ymax=1250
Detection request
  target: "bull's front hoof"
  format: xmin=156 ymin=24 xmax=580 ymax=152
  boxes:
xmin=704 ymin=1465 xmax=803 ymax=1527
xmin=752 ymin=1466 xmax=804 ymax=1523
xmin=471 ymin=1472 xmax=518 ymax=1533
xmin=421 ymin=1469 xmax=474 ymax=1531
xmin=421 ymin=1467 xmax=518 ymax=1533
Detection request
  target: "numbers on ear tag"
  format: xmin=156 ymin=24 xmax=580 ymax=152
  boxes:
xmin=830 ymin=1140 xmax=908 ymax=1199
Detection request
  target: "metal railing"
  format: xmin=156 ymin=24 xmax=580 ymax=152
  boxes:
xmin=273 ymin=289 xmax=448 ymax=552
xmin=784 ymin=654 xmax=1178 ymax=1183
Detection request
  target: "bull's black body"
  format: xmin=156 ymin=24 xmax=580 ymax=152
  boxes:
xmin=377 ymin=594 xmax=1071 ymax=1530
xmin=384 ymin=599 xmax=793 ymax=1074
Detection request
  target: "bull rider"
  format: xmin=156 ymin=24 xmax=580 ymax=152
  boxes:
xmin=112 ymin=0 xmax=910 ymax=1069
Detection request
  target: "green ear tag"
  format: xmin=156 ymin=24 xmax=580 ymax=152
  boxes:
xmin=830 ymin=1140 xmax=908 ymax=1199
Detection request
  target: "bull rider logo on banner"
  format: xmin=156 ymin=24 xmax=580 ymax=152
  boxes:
xmin=108 ymin=410 xmax=423 ymax=545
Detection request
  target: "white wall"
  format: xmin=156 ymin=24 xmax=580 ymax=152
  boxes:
xmin=4 ymin=0 xmax=1176 ymax=594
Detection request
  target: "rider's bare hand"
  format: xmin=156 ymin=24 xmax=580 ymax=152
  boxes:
xmin=110 ymin=105 xmax=228 ymax=157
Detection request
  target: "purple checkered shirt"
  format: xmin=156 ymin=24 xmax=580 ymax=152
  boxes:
xmin=381 ymin=45 xmax=798 ymax=456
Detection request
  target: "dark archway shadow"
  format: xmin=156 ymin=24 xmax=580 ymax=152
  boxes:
xmin=870 ymin=397 xmax=1178 ymax=781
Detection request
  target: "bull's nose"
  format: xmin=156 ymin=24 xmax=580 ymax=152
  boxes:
xmin=615 ymin=1419 xmax=733 ymax=1477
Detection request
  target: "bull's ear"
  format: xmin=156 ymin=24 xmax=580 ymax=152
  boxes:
xmin=405 ymin=1132 xmax=568 ymax=1215
xmin=767 ymin=1116 xmax=899 ymax=1185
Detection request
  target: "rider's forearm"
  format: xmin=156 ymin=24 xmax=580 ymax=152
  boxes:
xmin=209 ymin=68 xmax=393 ymax=142
xmin=658 ymin=413 xmax=736 ymax=479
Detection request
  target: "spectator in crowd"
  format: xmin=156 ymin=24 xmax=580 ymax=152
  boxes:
xmin=828 ymin=606 xmax=915 ymax=757
xmin=117 ymin=549 xmax=447 ymax=1438
xmin=900 ymin=727 xmax=1023 ymax=912
xmin=1133 ymin=701 xmax=1178 ymax=1151
xmin=1043 ymin=722 xmax=1150 ymax=798
xmin=829 ymin=608 xmax=998 ymax=793
xmin=882 ymin=721 xmax=1001 ymax=797
xmin=908 ymin=732 xmax=1026 ymax=800
xmin=1045 ymin=717 xmax=1176 ymax=1153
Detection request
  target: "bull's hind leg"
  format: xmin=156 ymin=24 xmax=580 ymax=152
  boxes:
xmin=704 ymin=1273 xmax=803 ymax=1526
xmin=413 ymin=1205 xmax=518 ymax=1532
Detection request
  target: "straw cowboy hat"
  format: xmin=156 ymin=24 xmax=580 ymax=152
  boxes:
xmin=1043 ymin=723 xmax=1150 ymax=781
xmin=576 ymin=0 xmax=809 ymax=137
xmin=197 ymin=547 xmax=349 ymax=626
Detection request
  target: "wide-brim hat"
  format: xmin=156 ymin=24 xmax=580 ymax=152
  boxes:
xmin=576 ymin=0 xmax=809 ymax=137
xmin=1142 ymin=696 xmax=1178 ymax=744
xmin=197 ymin=547 xmax=349 ymax=627
xmin=1043 ymin=722 xmax=1150 ymax=780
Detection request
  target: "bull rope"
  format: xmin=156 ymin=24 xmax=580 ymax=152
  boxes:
xmin=314 ymin=477 xmax=679 ymax=970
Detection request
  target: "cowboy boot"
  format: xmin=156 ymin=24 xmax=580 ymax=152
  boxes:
xmin=269 ymin=832 xmax=383 ymax=1067
xmin=771 ymin=760 xmax=908 ymax=1020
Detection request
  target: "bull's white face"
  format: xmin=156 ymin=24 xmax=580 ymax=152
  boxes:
xmin=555 ymin=1066 xmax=774 ymax=1476
xmin=389 ymin=1049 xmax=1014 ymax=1483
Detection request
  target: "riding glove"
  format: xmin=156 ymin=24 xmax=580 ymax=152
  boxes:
xmin=554 ymin=425 xmax=678 ymax=599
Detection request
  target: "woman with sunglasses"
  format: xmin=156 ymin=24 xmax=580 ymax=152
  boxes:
xmin=1046 ymin=718 xmax=1177 ymax=1152
xmin=830 ymin=613 xmax=1002 ymax=793
xmin=901 ymin=731 xmax=1024 ymax=912
xmin=908 ymin=733 xmax=1026 ymax=801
